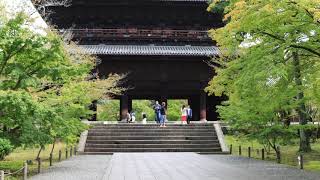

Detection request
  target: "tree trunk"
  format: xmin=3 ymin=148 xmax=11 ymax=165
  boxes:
xmin=50 ymin=139 xmax=57 ymax=155
xmin=36 ymin=146 xmax=43 ymax=160
xmin=275 ymin=148 xmax=281 ymax=163
xmin=292 ymin=51 xmax=311 ymax=152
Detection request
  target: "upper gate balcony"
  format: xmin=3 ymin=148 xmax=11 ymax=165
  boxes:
xmin=64 ymin=28 xmax=212 ymax=45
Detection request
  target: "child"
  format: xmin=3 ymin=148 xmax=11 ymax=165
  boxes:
xmin=142 ymin=112 xmax=147 ymax=124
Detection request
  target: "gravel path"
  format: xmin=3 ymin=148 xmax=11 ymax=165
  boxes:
xmin=30 ymin=153 xmax=320 ymax=180
xmin=30 ymin=155 xmax=112 ymax=180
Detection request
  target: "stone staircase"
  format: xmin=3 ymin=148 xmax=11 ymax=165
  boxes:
xmin=84 ymin=124 xmax=223 ymax=154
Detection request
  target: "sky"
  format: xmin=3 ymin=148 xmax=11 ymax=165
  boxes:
xmin=1 ymin=0 xmax=48 ymax=34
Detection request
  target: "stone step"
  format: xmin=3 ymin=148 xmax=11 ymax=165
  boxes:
xmin=93 ymin=123 xmax=213 ymax=127
xmin=89 ymin=129 xmax=214 ymax=132
xmin=85 ymin=144 xmax=220 ymax=148
xmin=80 ymin=151 xmax=226 ymax=155
xmin=92 ymin=124 xmax=214 ymax=128
xmin=85 ymin=140 xmax=220 ymax=144
xmin=87 ymin=132 xmax=216 ymax=136
xmin=90 ymin=127 xmax=214 ymax=131
xmin=84 ymin=147 xmax=222 ymax=153
xmin=86 ymin=136 xmax=218 ymax=140
xmin=84 ymin=123 xmax=222 ymax=154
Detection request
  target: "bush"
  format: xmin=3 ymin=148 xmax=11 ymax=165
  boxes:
xmin=0 ymin=138 xmax=13 ymax=160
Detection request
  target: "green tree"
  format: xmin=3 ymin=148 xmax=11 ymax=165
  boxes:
xmin=0 ymin=138 xmax=13 ymax=160
xmin=132 ymin=100 xmax=155 ymax=121
xmin=97 ymin=100 xmax=187 ymax=121
xmin=98 ymin=100 xmax=120 ymax=121
xmin=207 ymin=0 xmax=320 ymax=152
xmin=0 ymin=12 xmax=124 ymax=159
xmin=167 ymin=100 xmax=187 ymax=121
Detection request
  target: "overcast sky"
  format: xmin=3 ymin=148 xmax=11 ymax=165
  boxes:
xmin=1 ymin=0 xmax=48 ymax=33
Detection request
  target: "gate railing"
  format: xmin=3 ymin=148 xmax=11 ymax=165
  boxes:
xmin=61 ymin=28 xmax=210 ymax=41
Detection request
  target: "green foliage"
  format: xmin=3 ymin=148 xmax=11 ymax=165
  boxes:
xmin=0 ymin=12 xmax=124 ymax=158
xmin=98 ymin=100 xmax=120 ymax=121
xmin=0 ymin=138 xmax=13 ymax=160
xmin=97 ymin=100 xmax=187 ymax=121
xmin=0 ymin=90 xmax=53 ymax=146
xmin=132 ymin=100 xmax=155 ymax=121
xmin=167 ymin=100 xmax=187 ymax=121
xmin=206 ymin=0 xmax=320 ymax=152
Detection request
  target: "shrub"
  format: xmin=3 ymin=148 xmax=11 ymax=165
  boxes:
xmin=0 ymin=138 xmax=13 ymax=160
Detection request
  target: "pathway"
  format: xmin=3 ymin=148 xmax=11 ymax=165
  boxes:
xmin=30 ymin=155 xmax=112 ymax=180
xmin=30 ymin=153 xmax=320 ymax=180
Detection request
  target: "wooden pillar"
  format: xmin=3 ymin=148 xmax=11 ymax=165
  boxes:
xmin=189 ymin=95 xmax=199 ymax=121
xmin=120 ymin=95 xmax=129 ymax=121
xmin=207 ymin=95 xmax=220 ymax=121
xmin=128 ymin=97 xmax=132 ymax=113
xmin=200 ymin=91 xmax=207 ymax=121
xmin=89 ymin=100 xmax=98 ymax=121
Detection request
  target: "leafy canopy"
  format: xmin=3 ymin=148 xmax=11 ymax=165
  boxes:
xmin=0 ymin=12 xmax=124 ymax=155
xmin=206 ymin=0 xmax=320 ymax=151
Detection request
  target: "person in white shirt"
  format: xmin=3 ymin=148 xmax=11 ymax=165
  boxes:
xmin=142 ymin=112 xmax=147 ymax=124
xmin=186 ymin=105 xmax=192 ymax=124
xmin=130 ymin=112 xmax=136 ymax=123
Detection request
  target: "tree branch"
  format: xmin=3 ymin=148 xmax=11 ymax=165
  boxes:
xmin=290 ymin=44 xmax=320 ymax=57
xmin=0 ymin=41 xmax=31 ymax=75
xmin=259 ymin=31 xmax=285 ymax=42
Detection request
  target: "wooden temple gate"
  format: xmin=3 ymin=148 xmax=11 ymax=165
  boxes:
xmin=46 ymin=0 xmax=224 ymax=121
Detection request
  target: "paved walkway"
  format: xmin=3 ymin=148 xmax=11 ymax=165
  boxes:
xmin=30 ymin=155 xmax=112 ymax=180
xmin=31 ymin=153 xmax=320 ymax=180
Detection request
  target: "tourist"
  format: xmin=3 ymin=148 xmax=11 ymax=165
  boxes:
xmin=160 ymin=102 xmax=167 ymax=127
xmin=142 ymin=112 xmax=147 ymax=124
xmin=131 ymin=111 xmax=136 ymax=123
xmin=153 ymin=101 xmax=161 ymax=124
xmin=181 ymin=105 xmax=188 ymax=124
xmin=126 ymin=111 xmax=131 ymax=123
xmin=186 ymin=105 xmax=192 ymax=124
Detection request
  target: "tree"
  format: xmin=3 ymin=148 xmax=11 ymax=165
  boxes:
xmin=207 ymin=0 xmax=320 ymax=152
xmin=167 ymin=100 xmax=188 ymax=121
xmin=0 ymin=11 xmax=125 ymax=159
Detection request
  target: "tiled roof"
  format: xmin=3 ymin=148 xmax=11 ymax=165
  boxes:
xmin=159 ymin=0 xmax=208 ymax=1
xmin=79 ymin=45 xmax=219 ymax=56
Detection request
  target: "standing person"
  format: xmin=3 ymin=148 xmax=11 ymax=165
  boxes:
xmin=181 ymin=105 xmax=187 ymax=124
xmin=142 ymin=112 xmax=147 ymax=124
xmin=153 ymin=101 xmax=161 ymax=124
xmin=126 ymin=111 xmax=131 ymax=123
xmin=186 ymin=105 xmax=192 ymax=124
xmin=160 ymin=102 xmax=167 ymax=127
xmin=131 ymin=111 xmax=136 ymax=123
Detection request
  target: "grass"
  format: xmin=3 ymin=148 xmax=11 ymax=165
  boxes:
xmin=0 ymin=142 xmax=72 ymax=179
xmin=225 ymin=135 xmax=320 ymax=172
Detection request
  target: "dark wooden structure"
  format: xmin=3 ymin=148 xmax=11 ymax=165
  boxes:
xmin=46 ymin=0 xmax=223 ymax=121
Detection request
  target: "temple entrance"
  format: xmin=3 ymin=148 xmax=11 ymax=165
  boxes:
xmin=118 ymin=94 xmax=215 ymax=121
xmin=128 ymin=99 xmax=188 ymax=122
